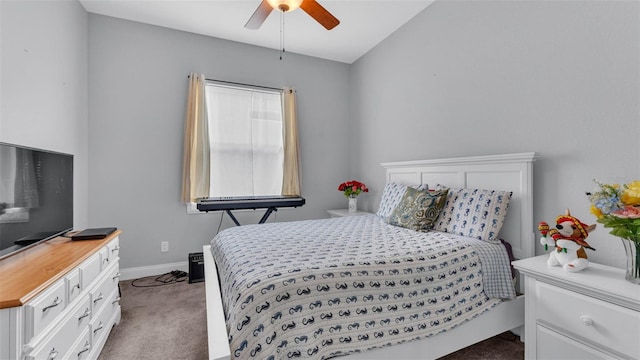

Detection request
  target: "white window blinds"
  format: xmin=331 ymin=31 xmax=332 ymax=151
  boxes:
xmin=205 ymin=83 xmax=284 ymax=197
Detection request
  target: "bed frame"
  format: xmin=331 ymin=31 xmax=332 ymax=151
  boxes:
xmin=203 ymin=152 xmax=537 ymax=360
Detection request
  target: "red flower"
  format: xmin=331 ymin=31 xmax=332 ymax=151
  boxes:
xmin=338 ymin=180 xmax=369 ymax=198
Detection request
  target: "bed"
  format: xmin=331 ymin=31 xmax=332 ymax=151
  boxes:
xmin=203 ymin=152 xmax=537 ymax=360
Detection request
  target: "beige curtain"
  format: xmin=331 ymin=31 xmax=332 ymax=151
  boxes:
xmin=181 ymin=73 xmax=210 ymax=203
xmin=281 ymin=87 xmax=302 ymax=196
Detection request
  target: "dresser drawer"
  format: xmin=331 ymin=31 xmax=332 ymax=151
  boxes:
xmin=100 ymin=238 xmax=119 ymax=270
xmin=65 ymin=268 xmax=82 ymax=304
xmin=25 ymin=297 xmax=92 ymax=360
xmin=64 ymin=328 xmax=91 ymax=360
xmin=90 ymin=287 xmax=119 ymax=346
xmin=99 ymin=247 xmax=110 ymax=271
xmin=537 ymin=282 xmax=640 ymax=359
xmin=90 ymin=262 xmax=120 ymax=315
xmin=24 ymin=279 xmax=66 ymax=343
xmin=79 ymin=251 xmax=101 ymax=291
xmin=107 ymin=237 xmax=120 ymax=259
xmin=536 ymin=324 xmax=613 ymax=360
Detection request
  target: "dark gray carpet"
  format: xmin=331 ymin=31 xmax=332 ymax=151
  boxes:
xmin=438 ymin=332 xmax=523 ymax=360
xmin=100 ymin=276 xmax=523 ymax=359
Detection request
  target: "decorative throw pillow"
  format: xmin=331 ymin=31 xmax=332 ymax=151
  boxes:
xmin=376 ymin=182 xmax=429 ymax=219
xmin=433 ymin=188 xmax=512 ymax=242
xmin=386 ymin=187 xmax=449 ymax=232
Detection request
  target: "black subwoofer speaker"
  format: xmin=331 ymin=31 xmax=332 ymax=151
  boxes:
xmin=188 ymin=252 xmax=205 ymax=283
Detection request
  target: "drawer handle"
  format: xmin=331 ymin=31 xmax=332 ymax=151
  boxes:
xmin=580 ymin=315 xmax=594 ymax=327
xmin=93 ymin=321 xmax=104 ymax=334
xmin=42 ymin=297 xmax=62 ymax=312
xmin=47 ymin=348 xmax=59 ymax=360
xmin=93 ymin=293 xmax=104 ymax=304
xmin=103 ymin=258 xmax=109 ymax=264
xmin=111 ymin=246 xmax=120 ymax=253
xmin=77 ymin=341 xmax=91 ymax=357
xmin=78 ymin=308 xmax=91 ymax=321
xmin=73 ymin=283 xmax=81 ymax=290
xmin=112 ymin=296 xmax=121 ymax=305
xmin=113 ymin=272 xmax=121 ymax=281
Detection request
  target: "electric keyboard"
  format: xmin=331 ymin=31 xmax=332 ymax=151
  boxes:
xmin=197 ymin=195 xmax=305 ymax=211
xmin=196 ymin=195 xmax=305 ymax=225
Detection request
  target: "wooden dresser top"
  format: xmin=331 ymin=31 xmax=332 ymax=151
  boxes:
xmin=0 ymin=230 xmax=121 ymax=309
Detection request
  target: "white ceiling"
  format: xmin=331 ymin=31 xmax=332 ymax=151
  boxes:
xmin=78 ymin=0 xmax=435 ymax=64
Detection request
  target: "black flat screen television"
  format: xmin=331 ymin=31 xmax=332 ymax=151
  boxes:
xmin=0 ymin=143 xmax=73 ymax=259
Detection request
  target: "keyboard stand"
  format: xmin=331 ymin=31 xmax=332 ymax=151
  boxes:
xmin=224 ymin=207 xmax=277 ymax=226
xmin=224 ymin=210 xmax=241 ymax=226
xmin=259 ymin=207 xmax=277 ymax=224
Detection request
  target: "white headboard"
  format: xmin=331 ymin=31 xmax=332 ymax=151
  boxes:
xmin=381 ymin=152 xmax=538 ymax=260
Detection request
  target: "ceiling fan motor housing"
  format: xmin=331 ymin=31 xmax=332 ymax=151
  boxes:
xmin=246 ymin=0 xmax=339 ymax=31
xmin=267 ymin=0 xmax=303 ymax=12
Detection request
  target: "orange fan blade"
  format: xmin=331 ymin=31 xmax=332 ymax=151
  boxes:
xmin=245 ymin=0 xmax=274 ymax=29
xmin=300 ymin=0 xmax=340 ymax=30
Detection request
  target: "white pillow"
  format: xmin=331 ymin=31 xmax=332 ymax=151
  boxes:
xmin=433 ymin=188 xmax=512 ymax=242
xmin=376 ymin=182 xmax=429 ymax=219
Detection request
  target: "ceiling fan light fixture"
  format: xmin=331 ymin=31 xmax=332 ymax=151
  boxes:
xmin=245 ymin=0 xmax=339 ymax=31
xmin=266 ymin=0 xmax=303 ymax=12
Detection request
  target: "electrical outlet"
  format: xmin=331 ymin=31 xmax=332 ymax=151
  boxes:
xmin=161 ymin=241 xmax=169 ymax=252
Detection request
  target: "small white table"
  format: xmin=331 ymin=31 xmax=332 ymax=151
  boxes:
xmin=327 ymin=209 xmax=372 ymax=218
xmin=512 ymin=255 xmax=640 ymax=360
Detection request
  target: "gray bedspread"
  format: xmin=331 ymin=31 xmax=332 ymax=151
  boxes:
xmin=211 ymin=215 xmax=515 ymax=359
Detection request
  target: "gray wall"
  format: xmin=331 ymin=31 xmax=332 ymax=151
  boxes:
xmin=1 ymin=0 xmax=89 ymax=230
xmin=350 ymin=0 xmax=639 ymax=268
xmin=2 ymin=0 xmax=638 ymax=271
xmin=88 ymin=15 xmax=351 ymax=269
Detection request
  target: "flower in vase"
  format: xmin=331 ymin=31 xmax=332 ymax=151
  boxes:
xmin=587 ymin=180 xmax=640 ymax=242
xmin=338 ymin=180 xmax=369 ymax=198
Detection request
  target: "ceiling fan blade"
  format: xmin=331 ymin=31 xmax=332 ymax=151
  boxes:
xmin=300 ymin=0 xmax=340 ymax=30
xmin=245 ymin=0 xmax=273 ymax=29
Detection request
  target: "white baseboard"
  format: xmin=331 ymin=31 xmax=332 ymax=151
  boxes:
xmin=119 ymin=261 xmax=189 ymax=281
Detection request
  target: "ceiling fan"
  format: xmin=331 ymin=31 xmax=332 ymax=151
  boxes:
xmin=245 ymin=0 xmax=340 ymax=30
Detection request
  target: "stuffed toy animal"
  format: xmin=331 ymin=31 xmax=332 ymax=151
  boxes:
xmin=538 ymin=209 xmax=596 ymax=272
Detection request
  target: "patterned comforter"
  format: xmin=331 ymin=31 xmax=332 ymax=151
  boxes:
xmin=211 ymin=215 xmax=516 ymax=360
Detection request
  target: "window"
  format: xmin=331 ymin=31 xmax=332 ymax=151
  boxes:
xmin=205 ymin=83 xmax=284 ymax=197
xmin=182 ymin=74 xmax=301 ymax=205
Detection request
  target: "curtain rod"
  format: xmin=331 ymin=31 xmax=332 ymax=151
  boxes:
xmin=187 ymin=75 xmax=284 ymax=92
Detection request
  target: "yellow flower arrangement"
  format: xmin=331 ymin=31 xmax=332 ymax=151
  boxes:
xmin=587 ymin=180 xmax=640 ymax=239
xmin=587 ymin=180 xmax=640 ymax=283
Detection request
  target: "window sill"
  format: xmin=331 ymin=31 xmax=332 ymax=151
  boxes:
xmin=186 ymin=202 xmax=202 ymax=215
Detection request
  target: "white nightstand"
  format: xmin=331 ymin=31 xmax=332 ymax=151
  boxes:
xmin=512 ymin=255 xmax=640 ymax=360
xmin=327 ymin=209 xmax=373 ymax=218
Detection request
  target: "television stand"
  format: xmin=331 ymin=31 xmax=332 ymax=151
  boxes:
xmin=0 ymin=231 xmax=122 ymax=359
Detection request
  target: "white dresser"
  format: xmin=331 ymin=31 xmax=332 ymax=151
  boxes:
xmin=0 ymin=232 xmax=121 ymax=360
xmin=513 ymin=255 xmax=640 ymax=360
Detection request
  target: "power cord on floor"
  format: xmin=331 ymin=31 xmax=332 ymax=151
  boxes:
xmin=216 ymin=212 xmax=224 ymax=235
xmin=131 ymin=270 xmax=188 ymax=287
